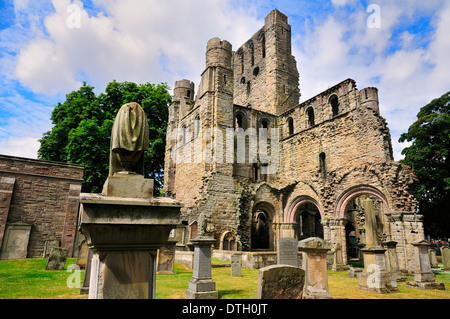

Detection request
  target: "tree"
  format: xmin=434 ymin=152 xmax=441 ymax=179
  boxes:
xmin=38 ymin=81 xmax=172 ymax=194
xmin=399 ymin=91 xmax=450 ymax=238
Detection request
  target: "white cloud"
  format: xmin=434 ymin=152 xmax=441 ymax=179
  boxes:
xmin=14 ymin=0 xmax=262 ymax=95
xmin=0 ymin=136 xmax=40 ymax=159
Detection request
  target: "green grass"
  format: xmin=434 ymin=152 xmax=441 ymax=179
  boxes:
xmin=1 ymin=258 xmax=450 ymax=299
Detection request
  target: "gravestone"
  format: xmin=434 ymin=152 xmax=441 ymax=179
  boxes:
xmin=157 ymin=240 xmax=177 ymax=275
xmin=43 ymin=239 xmax=60 ymax=258
xmin=79 ymin=102 xmax=181 ymax=299
xmin=76 ymin=239 xmax=89 ymax=269
xmin=0 ymin=221 xmax=32 ymax=260
xmin=231 ymin=253 xmax=242 ymax=277
xmin=441 ymin=246 xmax=450 ymax=271
xmin=406 ymin=240 xmax=445 ymax=290
xmin=45 ymin=248 xmax=68 ymax=270
xmin=331 ymin=242 xmax=346 ymax=271
xmin=428 ymin=249 xmax=439 ymax=268
xmin=185 ymin=235 xmax=218 ymax=299
xmin=298 ymin=237 xmax=332 ymax=299
xmin=348 ymin=267 xmax=363 ymax=278
xmin=277 ymin=238 xmax=298 ymax=267
xmin=256 ymin=265 xmax=305 ymax=299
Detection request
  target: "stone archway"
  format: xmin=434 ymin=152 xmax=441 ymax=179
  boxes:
xmin=334 ymin=185 xmax=390 ymax=264
xmin=286 ymin=196 xmax=324 ymax=241
xmin=251 ymin=202 xmax=275 ymax=250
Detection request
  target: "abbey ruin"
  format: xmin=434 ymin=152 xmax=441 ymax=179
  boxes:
xmin=164 ymin=9 xmax=423 ymax=272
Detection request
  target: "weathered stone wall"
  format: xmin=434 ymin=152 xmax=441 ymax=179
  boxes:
xmin=0 ymin=155 xmax=83 ymax=258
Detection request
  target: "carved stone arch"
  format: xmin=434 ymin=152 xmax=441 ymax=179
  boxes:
xmin=286 ymin=195 xmax=323 ymax=224
xmin=251 ymin=201 xmax=276 ymax=250
xmin=220 ymin=230 xmax=237 ymax=251
xmin=335 ymin=184 xmax=389 ymax=219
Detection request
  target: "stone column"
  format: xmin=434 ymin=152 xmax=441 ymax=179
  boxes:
xmin=298 ymin=237 xmax=332 ymax=299
xmin=186 ymin=236 xmax=218 ymax=299
xmin=406 ymin=240 xmax=445 ymax=290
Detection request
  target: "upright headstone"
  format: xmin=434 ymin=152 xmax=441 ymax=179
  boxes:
xmin=428 ymin=249 xmax=439 ymax=268
xmin=157 ymin=239 xmax=177 ymax=275
xmin=277 ymin=238 xmax=299 ymax=267
xmin=406 ymin=240 xmax=445 ymax=290
xmin=43 ymin=239 xmax=60 ymax=258
xmin=298 ymin=237 xmax=332 ymax=299
xmin=45 ymin=248 xmax=68 ymax=270
xmin=331 ymin=242 xmax=347 ymax=271
xmin=441 ymin=246 xmax=450 ymax=271
xmin=185 ymin=235 xmax=218 ymax=299
xmin=231 ymin=253 xmax=242 ymax=277
xmin=0 ymin=221 xmax=32 ymax=260
xmin=256 ymin=265 xmax=305 ymax=299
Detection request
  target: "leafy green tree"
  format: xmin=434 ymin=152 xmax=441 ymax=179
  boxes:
xmin=38 ymin=81 xmax=171 ymax=194
xmin=399 ymin=91 xmax=450 ymax=238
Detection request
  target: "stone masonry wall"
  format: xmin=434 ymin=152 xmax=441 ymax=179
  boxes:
xmin=0 ymin=155 xmax=83 ymax=258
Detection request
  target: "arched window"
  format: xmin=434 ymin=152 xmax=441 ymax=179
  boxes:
xmin=258 ymin=31 xmax=266 ymax=59
xmin=307 ymin=107 xmax=315 ymax=127
xmin=235 ymin=113 xmax=244 ymax=129
xmin=330 ymin=95 xmax=339 ymax=116
xmin=319 ymin=152 xmax=326 ymax=179
xmin=194 ymin=115 xmax=200 ymax=138
xmin=181 ymin=125 xmax=187 ymax=145
xmin=288 ymin=117 xmax=294 ymax=135
xmin=222 ymin=232 xmax=236 ymax=251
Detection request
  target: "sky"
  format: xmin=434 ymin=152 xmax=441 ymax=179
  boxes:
xmin=0 ymin=0 xmax=449 ymax=160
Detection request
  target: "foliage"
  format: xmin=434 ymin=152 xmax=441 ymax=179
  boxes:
xmin=38 ymin=81 xmax=171 ymax=194
xmin=399 ymin=91 xmax=450 ymax=237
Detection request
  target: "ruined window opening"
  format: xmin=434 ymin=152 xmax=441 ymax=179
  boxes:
xmin=181 ymin=125 xmax=187 ymax=145
xmin=237 ymin=48 xmax=244 ymax=73
xmin=235 ymin=113 xmax=244 ymax=129
xmin=224 ymin=74 xmax=227 ymax=85
xmin=261 ymin=119 xmax=269 ymax=129
xmin=296 ymin=203 xmax=323 ymax=240
xmin=258 ymin=31 xmax=266 ymax=58
xmin=365 ymin=89 xmax=368 ymax=99
xmin=319 ymin=152 xmax=326 ymax=179
xmin=247 ymin=81 xmax=251 ymax=96
xmin=195 ymin=115 xmax=200 ymax=138
xmin=241 ymin=77 xmax=246 ymax=84
xmin=307 ymin=107 xmax=315 ymax=127
xmin=253 ymin=67 xmax=259 ymax=77
xmin=330 ymin=95 xmax=339 ymax=116
xmin=249 ymin=41 xmax=255 ymax=66
xmin=288 ymin=117 xmax=294 ymax=135
xmin=252 ymin=162 xmax=259 ymax=183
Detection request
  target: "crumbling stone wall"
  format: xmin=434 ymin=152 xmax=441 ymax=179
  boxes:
xmin=0 ymin=155 xmax=83 ymax=258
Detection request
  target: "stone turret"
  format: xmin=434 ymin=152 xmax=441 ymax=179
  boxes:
xmin=206 ymin=38 xmax=233 ymax=69
xmin=360 ymin=87 xmax=380 ymax=113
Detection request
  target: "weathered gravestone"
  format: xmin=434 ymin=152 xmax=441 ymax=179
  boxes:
xmin=231 ymin=253 xmax=242 ymax=277
xmin=428 ymin=249 xmax=439 ymax=268
xmin=348 ymin=267 xmax=363 ymax=278
xmin=298 ymin=237 xmax=332 ymax=299
xmin=157 ymin=239 xmax=177 ymax=275
xmin=45 ymin=248 xmax=68 ymax=270
xmin=0 ymin=221 xmax=32 ymax=260
xmin=441 ymin=246 xmax=450 ymax=271
xmin=43 ymin=239 xmax=60 ymax=258
xmin=406 ymin=240 xmax=445 ymax=290
xmin=79 ymin=102 xmax=181 ymax=299
xmin=277 ymin=237 xmax=299 ymax=267
xmin=256 ymin=265 xmax=305 ymax=299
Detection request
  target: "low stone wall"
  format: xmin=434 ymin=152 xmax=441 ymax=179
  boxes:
xmin=214 ymin=250 xmax=302 ymax=269
xmin=175 ymin=250 xmax=194 ymax=269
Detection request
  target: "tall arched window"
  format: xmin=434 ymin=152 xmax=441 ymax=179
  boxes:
xmin=330 ymin=95 xmax=339 ymax=116
xmin=288 ymin=117 xmax=294 ymax=135
xmin=194 ymin=115 xmax=200 ymax=138
xmin=307 ymin=107 xmax=315 ymax=127
xmin=319 ymin=152 xmax=326 ymax=180
xmin=235 ymin=113 xmax=244 ymax=129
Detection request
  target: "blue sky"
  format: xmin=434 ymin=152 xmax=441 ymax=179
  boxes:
xmin=1 ymin=0 xmax=449 ymax=160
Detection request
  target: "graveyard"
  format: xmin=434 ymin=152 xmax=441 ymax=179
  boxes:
xmin=0 ymin=257 xmax=449 ymax=299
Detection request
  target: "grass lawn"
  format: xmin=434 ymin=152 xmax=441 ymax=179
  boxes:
xmin=1 ymin=258 xmax=449 ymax=299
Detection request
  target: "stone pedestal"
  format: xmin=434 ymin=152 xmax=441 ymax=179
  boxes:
xmin=406 ymin=240 xmax=445 ymax=290
xmin=298 ymin=237 xmax=332 ymax=299
xmin=357 ymin=246 xmax=399 ymax=293
xmin=79 ymin=192 xmax=181 ymax=299
xmin=382 ymin=241 xmax=404 ymax=281
xmin=186 ymin=236 xmax=218 ymax=299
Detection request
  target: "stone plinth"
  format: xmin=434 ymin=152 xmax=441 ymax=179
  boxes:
xmin=298 ymin=237 xmax=332 ymax=299
xmin=79 ymin=193 xmax=181 ymax=299
xmin=406 ymin=240 xmax=445 ymax=290
xmin=185 ymin=236 xmax=218 ymax=299
xmin=357 ymin=246 xmax=399 ymax=293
